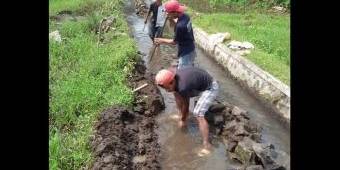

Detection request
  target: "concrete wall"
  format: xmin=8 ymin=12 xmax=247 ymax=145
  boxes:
xmin=193 ymin=27 xmax=290 ymax=125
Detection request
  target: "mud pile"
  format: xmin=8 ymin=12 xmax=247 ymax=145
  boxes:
xmin=90 ymin=57 xmax=165 ymax=169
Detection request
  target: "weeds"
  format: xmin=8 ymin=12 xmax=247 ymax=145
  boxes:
xmin=49 ymin=0 xmax=138 ymax=169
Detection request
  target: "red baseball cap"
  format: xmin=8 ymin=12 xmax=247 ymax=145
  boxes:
xmin=164 ymin=0 xmax=186 ymax=13
xmin=155 ymin=69 xmax=175 ymax=86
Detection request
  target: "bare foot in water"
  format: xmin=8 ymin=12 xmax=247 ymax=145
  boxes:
xmin=178 ymin=120 xmax=186 ymax=128
xmin=169 ymin=114 xmax=181 ymax=120
xmin=198 ymin=142 xmax=212 ymax=157
xmin=203 ymin=142 xmax=212 ymax=150
xmin=197 ymin=148 xmax=211 ymax=157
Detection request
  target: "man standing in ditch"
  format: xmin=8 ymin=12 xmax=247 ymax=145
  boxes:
xmin=144 ymin=0 xmax=166 ymax=42
xmin=154 ymin=67 xmax=219 ymax=156
xmin=153 ymin=0 xmax=196 ymax=69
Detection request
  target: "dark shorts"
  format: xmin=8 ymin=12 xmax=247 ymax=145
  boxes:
xmin=149 ymin=24 xmax=163 ymax=40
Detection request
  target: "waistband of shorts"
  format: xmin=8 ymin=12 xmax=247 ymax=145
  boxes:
xmin=207 ymin=80 xmax=218 ymax=90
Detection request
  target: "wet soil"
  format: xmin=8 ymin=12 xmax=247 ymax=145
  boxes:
xmin=90 ymin=58 xmax=165 ymax=170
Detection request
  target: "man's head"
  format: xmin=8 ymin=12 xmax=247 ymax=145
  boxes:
xmin=155 ymin=69 xmax=176 ymax=92
xmin=164 ymin=0 xmax=186 ymax=19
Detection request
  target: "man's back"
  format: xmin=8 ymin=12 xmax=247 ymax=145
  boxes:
xmin=174 ymin=13 xmax=195 ymax=56
xmin=175 ymin=67 xmax=213 ymax=98
xmin=156 ymin=5 xmax=166 ymax=27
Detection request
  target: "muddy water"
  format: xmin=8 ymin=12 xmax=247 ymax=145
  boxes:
xmin=155 ymin=88 xmax=239 ymax=170
xmin=124 ymin=0 xmax=290 ymax=169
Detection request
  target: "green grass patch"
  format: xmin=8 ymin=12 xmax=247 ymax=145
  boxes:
xmin=181 ymin=0 xmax=290 ymax=85
xmin=247 ymin=50 xmax=290 ymax=84
xmin=192 ymin=13 xmax=290 ymax=84
xmin=184 ymin=7 xmax=290 ymax=85
xmin=49 ymin=0 xmax=124 ymax=16
xmin=49 ymin=0 xmax=138 ymax=169
xmin=181 ymin=0 xmax=290 ymax=13
xmin=49 ymin=0 xmax=101 ymax=16
xmin=49 ymin=0 xmax=97 ymax=16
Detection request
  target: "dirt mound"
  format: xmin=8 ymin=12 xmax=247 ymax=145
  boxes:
xmin=90 ymin=57 xmax=164 ymax=169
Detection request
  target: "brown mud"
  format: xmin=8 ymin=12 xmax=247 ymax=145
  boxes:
xmin=90 ymin=58 xmax=165 ymax=170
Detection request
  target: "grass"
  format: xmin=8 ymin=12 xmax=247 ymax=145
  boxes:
xmin=49 ymin=0 xmax=138 ymax=169
xmin=182 ymin=1 xmax=290 ymax=85
xmin=49 ymin=0 xmax=101 ymax=16
xmin=49 ymin=0 xmax=126 ymax=16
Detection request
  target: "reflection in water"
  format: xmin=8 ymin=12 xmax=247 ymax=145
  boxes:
xmin=156 ymin=88 xmax=231 ymax=170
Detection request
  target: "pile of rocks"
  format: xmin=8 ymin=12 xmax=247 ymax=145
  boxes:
xmin=272 ymin=6 xmax=287 ymax=13
xmin=227 ymin=40 xmax=255 ymax=56
xmin=98 ymin=16 xmax=117 ymax=34
xmin=206 ymin=101 xmax=289 ymax=170
xmin=134 ymin=0 xmax=148 ymax=16
xmin=49 ymin=30 xmax=62 ymax=43
xmin=206 ymin=31 xmax=255 ymax=56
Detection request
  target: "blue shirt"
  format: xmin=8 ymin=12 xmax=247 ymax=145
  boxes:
xmin=174 ymin=13 xmax=195 ymax=57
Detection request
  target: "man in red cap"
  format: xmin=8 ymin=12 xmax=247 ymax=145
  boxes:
xmin=154 ymin=0 xmax=196 ymax=69
xmin=155 ymin=67 xmax=219 ymax=155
